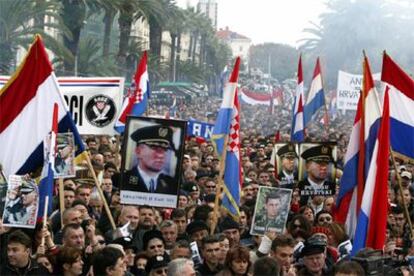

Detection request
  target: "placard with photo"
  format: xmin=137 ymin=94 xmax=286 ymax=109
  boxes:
xmin=120 ymin=116 xmax=187 ymax=208
xmin=54 ymin=132 xmax=76 ymax=179
xmin=2 ymin=175 xmax=39 ymax=229
xmin=297 ymin=143 xmax=337 ymax=205
xmin=273 ymin=142 xmax=299 ymax=189
xmin=250 ymin=186 xmax=292 ymax=236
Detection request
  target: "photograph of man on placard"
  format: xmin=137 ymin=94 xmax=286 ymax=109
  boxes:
xmin=274 ymin=142 xmax=299 ymax=189
xmin=250 ymin=186 xmax=292 ymax=236
xmin=120 ymin=117 xmax=186 ymax=208
xmin=54 ymin=133 xmax=76 ymax=179
xmin=297 ymin=143 xmax=337 ymax=207
xmin=2 ymin=175 xmax=39 ymax=229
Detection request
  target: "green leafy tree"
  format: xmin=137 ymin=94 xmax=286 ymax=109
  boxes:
xmin=0 ymin=0 xmax=71 ymax=74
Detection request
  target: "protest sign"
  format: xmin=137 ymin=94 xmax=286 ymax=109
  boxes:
xmin=0 ymin=76 xmax=124 ymax=135
xmin=272 ymin=143 xmax=299 ymax=189
xmin=2 ymin=175 xmax=39 ymax=229
xmin=0 ymin=170 xmax=7 ymax=215
xmin=336 ymin=71 xmax=380 ymax=111
xmin=54 ymin=133 xmax=76 ymax=179
xmin=120 ymin=117 xmax=187 ymax=208
xmin=187 ymin=120 xmax=214 ymax=140
xmin=251 ymin=186 xmax=292 ymax=236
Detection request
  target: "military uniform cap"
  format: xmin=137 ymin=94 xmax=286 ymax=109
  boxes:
xmin=145 ymin=255 xmax=170 ymax=273
xmin=301 ymin=236 xmax=327 ymax=257
xmin=20 ymin=181 xmax=36 ymax=194
xmin=301 ymin=145 xmax=333 ymax=163
xmin=277 ymin=143 xmax=298 ymax=158
xmin=130 ymin=125 xmax=173 ymax=149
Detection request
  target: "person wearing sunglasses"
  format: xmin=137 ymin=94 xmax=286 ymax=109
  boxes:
xmin=143 ymin=230 xmax=166 ymax=258
xmin=315 ymin=211 xmax=333 ymax=228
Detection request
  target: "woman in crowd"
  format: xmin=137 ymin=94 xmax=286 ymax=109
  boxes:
xmin=55 ymin=246 xmax=84 ymax=276
xmin=217 ymin=246 xmax=251 ymax=276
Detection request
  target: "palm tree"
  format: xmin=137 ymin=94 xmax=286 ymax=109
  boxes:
xmin=0 ymin=0 xmax=71 ymax=74
xmin=60 ymin=0 xmax=88 ymax=75
xmin=117 ymin=0 xmax=164 ymax=70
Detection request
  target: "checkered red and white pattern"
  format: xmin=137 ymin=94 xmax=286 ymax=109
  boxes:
xmin=228 ymin=101 xmax=240 ymax=153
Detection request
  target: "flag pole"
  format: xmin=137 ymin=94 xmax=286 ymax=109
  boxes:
xmin=85 ymin=154 xmax=116 ymax=230
xmin=369 ymin=50 xmax=414 ymax=239
xmin=319 ymin=57 xmax=329 ymax=135
xmin=59 ymin=178 xmax=65 ymax=229
xmin=211 ymin=134 xmax=230 ymax=235
xmin=40 ymin=195 xmax=49 ymax=247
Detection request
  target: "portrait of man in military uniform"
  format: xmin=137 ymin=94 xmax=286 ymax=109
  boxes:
xmin=120 ymin=117 xmax=186 ymax=208
xmin=297 ymin=143 xmax=337 ymax=206
xmin=53 ymin=133 xmax=76 ymax=179
xmin=274 ymin=143 xmax=299 ymax=189
xmin=2 ymin=176 xmax=39 ymax=229
xmin=250 ymin=187 xmax=292 ymax=236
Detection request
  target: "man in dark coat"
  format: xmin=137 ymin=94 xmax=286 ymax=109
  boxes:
xmin=123 ymin=124 xmax=177 ymax=195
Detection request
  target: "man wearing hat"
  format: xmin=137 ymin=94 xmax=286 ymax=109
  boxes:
xmin=253 ymin=192 xmax=286 ymax=235
xmin=124 ymin=124 xmax=177 ymax=195
xmin=277 ymin=143 xmax=299 ymax=188
xmin=298 ymin=145 xmax=336 ymax=206
xmin=4 ymin=181 xmax=38 ymax=225
xmin=186 ymin=220 xmax=209 ymax=248
xmin=146 ymin=254 xmax=170 ymax=276
xmin=298 ymin=236 xmax=330 ymax=275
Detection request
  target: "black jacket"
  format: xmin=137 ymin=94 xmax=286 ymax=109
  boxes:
xmin=0 ymin=259 xmax=50 ymax=276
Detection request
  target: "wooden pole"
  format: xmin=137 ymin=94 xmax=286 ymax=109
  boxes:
xmin=85 ymin=154 xmax=116 ymax=230
xmin=59 ymin=178 xmax=65 ymax=229
xmin=40 ymin=196 xmax=49 ymax=247
xmin=390 ymin=149 xmax=414 ymax=239
xmin=210 ymin=135 xmax=229 ymax=235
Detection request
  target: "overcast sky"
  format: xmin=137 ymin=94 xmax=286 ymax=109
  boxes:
xmin=177 ymin=0 xmax=327 ymax=47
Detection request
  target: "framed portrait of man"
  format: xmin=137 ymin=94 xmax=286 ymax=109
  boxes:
xmin=2 ymin=175 xmax=39 ymax=229
xmin=273 ymin=142 xmax=299 ymax=189
xmin=54 ymin=133 xmax=76 ymax=179
xmin=120 ymin=116 xmax=187 ymax=208
xmin=297 ymin=143 xmax=337 ymax=205
xmin=250 ymin=186 xmax=292 ymax=236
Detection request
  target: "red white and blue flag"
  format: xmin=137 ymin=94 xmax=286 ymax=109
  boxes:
xmin=381 ymin=53 xmax=414 ymax=160
xmin=37 ymin=103 xmax=58 ymax=221
xmin=0 ymin=35 xmax=85 ymax=177
xmin=212 ymin=57 xmax=242 ymax=218
xmin=352 ymin=87 xmax=390 ymax=254
xmin=291 ymin=55 xmax=305 ymax=142
xmin=335 ymin=55 xmax=382 ymax=238
xmin=115 ymin=51 xmax=150 ymax=133
xmin=304 ymin=57 xmax=326 ymax=126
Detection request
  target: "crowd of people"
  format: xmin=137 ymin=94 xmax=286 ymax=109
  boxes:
xmin=0 ymin=83 xmax=413 ymax=276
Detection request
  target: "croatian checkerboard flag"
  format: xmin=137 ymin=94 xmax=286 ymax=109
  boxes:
xmin=291 ymin=55 xmax=305 ymax=142
xmin=38 ymin=103 xmax=58 ymax=221
xmin=304 ymin=57 xmax=325 ymax=126
xmin=335 ymin=55 xmax=382 ymax=239
xmin=212 ymin=57 xmax=242 ymax=218
xmin=381 ymin=53 xmax=414 ymax=160
xmin=115 ymin=51 xmax=150 ymax=133
xmin=352 ymin=87 xmax=390 ymax=254
xmin=0 ymin=35 xmax=85 ymax=177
